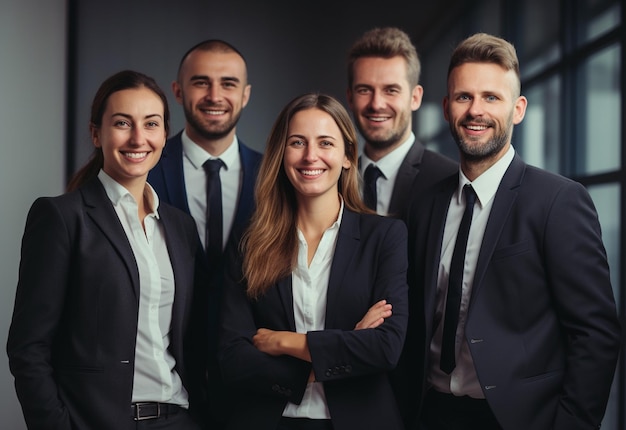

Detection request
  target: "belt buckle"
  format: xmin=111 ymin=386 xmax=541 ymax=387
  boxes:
xmin=133 ymin=402 xmax=160 ymax=421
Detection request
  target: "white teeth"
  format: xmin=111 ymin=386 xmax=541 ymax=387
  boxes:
xmin=301 ymin=169 xmax=324 ymax=176
xmin=202 ymin=110 xmax=226 ymax=115
xmin=124 ymin=152 xmax=147 ymax=159
xmin=466 ymin=125 xmax=487 ymax=131
xmin=368 ymin=117 xmax=388 ymax=122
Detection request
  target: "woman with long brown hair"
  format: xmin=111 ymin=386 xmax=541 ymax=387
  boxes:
xmin=219 ymin=93 xmax=408 ymax=430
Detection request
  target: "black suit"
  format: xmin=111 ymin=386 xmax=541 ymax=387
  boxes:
xmin=7 ymin=177 xmax=203 ymax=430
xmin=219 ymin=210 xmax=409 ymax=430
xmin=401 ymin=154 xmax=622 ymax=430
xmin=362 ymin=139 xmax=458 ymax=219
xmin=148 ymin=132 xmax=263 ymax=427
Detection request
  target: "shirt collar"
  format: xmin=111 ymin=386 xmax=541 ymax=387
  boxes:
xmin=97 ymin=169 xmax=160 ymax=217
xmin=457 ymin=145 xmax=515 ymax=208
xmin=361 ymin=132 xmax=415 ymax=178
xmin=181 ymin=130 xmax=239 ymax=171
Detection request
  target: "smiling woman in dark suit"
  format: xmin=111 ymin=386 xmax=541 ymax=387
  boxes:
xmin=218 ymin=93 xmax=409 ymax=430
xmin=7 ymin=70 xmax=205 ymax=430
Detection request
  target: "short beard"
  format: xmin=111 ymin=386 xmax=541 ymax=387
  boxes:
xmin=450 ymin=116 xmax=512 ymax=162
xmin=185 ymin=108 xmax=241 ymax=141
xmin=355 ymin=121 xmax=408 ymax=152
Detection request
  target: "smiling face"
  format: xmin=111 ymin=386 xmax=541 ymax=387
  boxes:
xmin=347 ymin=55 xmax=423 ymax=159
xmin=91 ymin=87 xmax=166 ymax=189
xmin=444 ymin=62 xmax=527 ymax=165
xmin=283 ymin=108 xmax=351 ymax=204
xmin=174 ymin=49 xmax=250 ymax=146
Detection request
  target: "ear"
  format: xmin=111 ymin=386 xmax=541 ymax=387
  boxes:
xmin=342 ymin=155 xmax=351 ymax=170
xmin=172 ymin=80 xmax=183 ymax=105
xmin=512 ymin=95 xmax=527 ymax=125
xmin=242 ymin=84 xmax=251 ymax=108
xmin=442 ymin=96 xmax=450 ymax=122
xmin=346 ymin=88 xmax=354 ymax=110
xmin=410 ymin=84 xmax=424 ymax=111
xmin=90 ymin=123 xmax=101 ymax=148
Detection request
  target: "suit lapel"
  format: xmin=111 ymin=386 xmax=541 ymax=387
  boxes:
xmin=277 ymin=276 xmax=296 ymax=331
xmin=161 ymin=133 xmax=190 ymax=214
xmin=388 ymin=141 xmax=424 ymax=215
xmin=81 ymin=178 xmax=140 ymax=298
xmin=470 ymin=155 xmax=525 ymax=303
xmin=424 ymin=178 xmax=457 ymax=324
xmin=324 ymin=209 xmax=360 ymax=328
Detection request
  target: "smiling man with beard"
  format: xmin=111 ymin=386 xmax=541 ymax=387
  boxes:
xmin=400 ymin=33 xmax=621 ymax=430
xmin=346 ymin=27 xmax=457 ymax=218
xmin=148 ymin=39 xmax=262 ymax=429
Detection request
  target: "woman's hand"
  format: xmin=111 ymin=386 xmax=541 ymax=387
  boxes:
xmin=354 ymin=299 xmax=392 ymax=330
xmin=253 ymin=328 xmax=311 ymax=361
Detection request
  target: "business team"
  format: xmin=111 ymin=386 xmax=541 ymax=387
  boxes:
xmin=7 ymin=29 xmax=621 ymax=430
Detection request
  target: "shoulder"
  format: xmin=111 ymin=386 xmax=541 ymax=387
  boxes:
xmin=349 ymin=210 xmax=407 ymax=237
xmin=238 ymin=139 xmax=263 ymax=159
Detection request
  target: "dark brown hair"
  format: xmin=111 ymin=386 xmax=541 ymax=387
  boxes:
xmin=66 ymin=70 xmax=169 ymax=192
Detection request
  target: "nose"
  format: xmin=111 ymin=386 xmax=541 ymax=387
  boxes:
xmin=204 ymin=84 xmax=222 ymax=101
xmin=303 ymin=144 xmax=319 ymax=162
xmin=468 ymin=98 xmax=485 ymax=117
xmin=130 ymin=126 xmax=145 ymax=145
xmin=368 ymin=90 xmax=385 ymax=110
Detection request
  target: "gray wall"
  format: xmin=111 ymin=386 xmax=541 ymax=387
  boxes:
xmin=1 ymin=1 xmax=66 ymax=428
xmin=70 ymin=0 xmax=439 ymax=171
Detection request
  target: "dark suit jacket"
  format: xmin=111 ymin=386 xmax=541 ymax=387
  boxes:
xmin=147 ymin=132 xmax=262 ymax=427
xmin=401 ymin=154 xmax=621 ymax=430
xmin=219 ymin=209 xmax=409 ymax=430
xmin=386 ymin=139 xmax=458 ymax=219
xmin=148 ymin=131 xmax=262 ymax=248
xmin=7 ymin=177 xmax=203 ymax=430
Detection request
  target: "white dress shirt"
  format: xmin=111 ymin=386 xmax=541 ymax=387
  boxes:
xmin=429 ymin=146 xmax=515 ymax=398
xmin=181 ymin=131 xmax=242 ymax=251
xmin=97 ymin=170 xmax=188 ymax=407
xmin=360 ymin=133 xmax=415 ymax=216
xmin=282 ymin=201 xmax=344 ymax=419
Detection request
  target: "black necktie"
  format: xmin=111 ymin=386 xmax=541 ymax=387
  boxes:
xmin=440 ymin=184 xmax=477 ymax=374
xmin=202 ymin=159 xmax=225 ymax=260
xmin=363 ymin=164 xmax=383 ymax=211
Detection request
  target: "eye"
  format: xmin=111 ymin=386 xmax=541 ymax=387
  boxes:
xmin=114 ymin=119 xmax=131 ymax=127
xmin=457 ymin=94 xmax=471 ymax=102
xmin=319 ymin=140 xmax=334 ymax=147
xmin=288 ymin=139 xmax=305 ymax=147
xmin=355 ymin=87 xmax=371 ymax=95
xmin=485 ymin=95 xmax=498 ymax=102
xmin=193 ymin=80 xmax=208 ymax=88
xmin=146 ymin=120 xmax=160 ymax=128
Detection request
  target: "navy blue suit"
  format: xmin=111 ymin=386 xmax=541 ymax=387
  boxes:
xmin=401 ymin=154 xmax=621 ymax=430
xmin=7 ymin=177 xmax=204 ymax=430
xmin=219 ymin=209 xmax=409 ymax=430
xmin=148 ymin=132 xmax=262 ymax=427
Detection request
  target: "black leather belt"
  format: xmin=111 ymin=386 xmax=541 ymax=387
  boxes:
xmin=131 ymin=402 xmax=182 ymax=421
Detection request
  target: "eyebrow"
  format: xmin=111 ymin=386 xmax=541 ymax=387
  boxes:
xmin=288 ymin=134 xmax=337 ymax=140
xmin=111 ymin=113 xmax=163 ymax=120
xmin=190 ymin=74 xmax=241 ymax=83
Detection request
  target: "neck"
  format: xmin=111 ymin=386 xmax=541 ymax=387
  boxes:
xmin=296 ymin=194 xmax=340 ymax=235
xmin=186 ymin=126 xmax=236 ymax=157
xmin=364 ymin=130 xmax=411 ymax=162
xmin=460 ymin=143 xmax=510 ymax=181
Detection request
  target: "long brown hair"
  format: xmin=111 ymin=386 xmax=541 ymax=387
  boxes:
xmin=66 ymin=70 xmax=170 ymax=192
xmin=242 ymin=93 xmax=368 ymax=298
